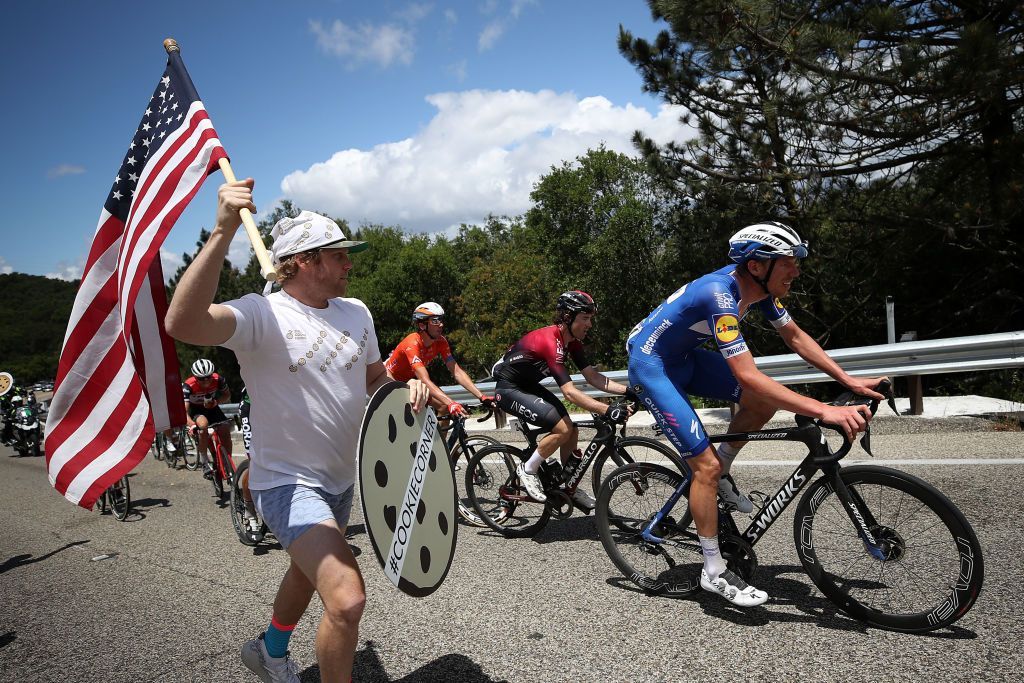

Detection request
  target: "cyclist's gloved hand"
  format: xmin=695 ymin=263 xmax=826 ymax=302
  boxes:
xmin=479 ymin=394 xmax=496 ymax=407
xmin=624 ymin=387 xmax=640 ymax=403
xmin=606 ymin=403 xmax=629 ymax=424
xmin=447 ymin=401 xmax=466 ymax=417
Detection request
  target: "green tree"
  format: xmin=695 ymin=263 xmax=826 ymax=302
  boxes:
xmin=0 ymin=273 xmax=78 ymax=383
xmin=620 ymin=0 xmax=1024 ymax=340
xmin=524 ymin=147 xmax=680 ymax=367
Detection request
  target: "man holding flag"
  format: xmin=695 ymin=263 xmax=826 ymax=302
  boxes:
xmin=165 ymin=184 xmax=428 ymax=682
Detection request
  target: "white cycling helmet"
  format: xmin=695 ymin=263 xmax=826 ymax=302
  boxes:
xmin=728 ymin=221 xmax=808 ymax=262
xmin=191 ymin=359 xmax=215 ymax=378
xmin=412 ymin=302 xmax=445 ymax=322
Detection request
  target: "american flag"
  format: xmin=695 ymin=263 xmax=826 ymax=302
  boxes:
xmin=45 ymin=49 xmax=226 ymax=508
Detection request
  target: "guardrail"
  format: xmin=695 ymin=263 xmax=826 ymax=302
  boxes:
xmin=439 ymin=331 xmax=1024 ymax=411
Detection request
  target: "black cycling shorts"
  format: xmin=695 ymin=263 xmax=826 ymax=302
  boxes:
xmin=494 ymin=380 xmax=569 ymax=431
xmin=188 ymin=403 xmax=227 ymax=425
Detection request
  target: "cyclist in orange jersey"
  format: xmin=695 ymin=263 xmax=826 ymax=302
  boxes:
xmin=385 ymin=302 xmax=492 ymax=418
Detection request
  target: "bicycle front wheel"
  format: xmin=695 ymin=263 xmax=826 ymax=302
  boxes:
xmin=108 ymin=476 xmax=131 ymax=521
xmin=794 ymin=465 xmax=984 ymax=633
xmin=595 ymin=462 xmax=700 ymax=596
xmin=466 ymin=445 xmax=551 ymax=538
xmin=181 ymin=429 xmax=200 ymax=470
xmin=450 ymin=434 xmax=501 ymax=526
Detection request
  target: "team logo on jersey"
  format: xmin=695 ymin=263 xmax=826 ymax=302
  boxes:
xmin=713 ymin=314 xmax=740 ymax=344
xmin=773 ymin=297 xmax=784 ymax=311
xmin=714 ymin=292 xmax=736 ymax=310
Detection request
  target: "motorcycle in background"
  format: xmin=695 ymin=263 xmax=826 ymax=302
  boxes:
xmin=11 ymin=397 xmax=41 ymax=457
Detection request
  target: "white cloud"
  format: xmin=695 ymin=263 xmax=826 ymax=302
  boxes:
xmin=448 ymin=59 xmax=468 ymax=82
xmin=397 ymin=3 xmax=434 ymax=24
xmin=444 ymin=8 xmax=458 ymax=24
xmin=0 ymin=256 xmax=13 ymax=275
xmin=46 ymin=259 xmax=84 ymax=282
xmin=310 ymin=19 xmax=415 ymax=68
xmin=478 ymin=0 xmax=535 ymax=51
xmin=280 ymin=89 xmax=693 ymax=233
xmin=478 ymin=20 xmax=505 ymax=51
xmin=48 ymin=164 xmax=86 ymax=179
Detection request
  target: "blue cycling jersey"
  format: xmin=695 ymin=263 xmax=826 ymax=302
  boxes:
xmin=627 ymin=264 xmax=792 ymax=361
xmin=626 ymin=265 xmax=795 ymax=458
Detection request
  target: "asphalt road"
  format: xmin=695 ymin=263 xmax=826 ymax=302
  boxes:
xmin=2 ymin=420 xmax=1023 ymax=683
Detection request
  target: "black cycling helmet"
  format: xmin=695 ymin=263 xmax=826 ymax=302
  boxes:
xmin=556 ymin=290 xmax=598 ymax=315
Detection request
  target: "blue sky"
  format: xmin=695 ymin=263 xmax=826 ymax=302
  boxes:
xmin=1 ymin=1 xmax=691 ymax=280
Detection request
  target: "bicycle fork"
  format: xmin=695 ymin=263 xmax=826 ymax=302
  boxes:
xmin=825 ymin=467 xmax=887 ymax=561
xmin=640 ymin=474 xmax=691 ymax=544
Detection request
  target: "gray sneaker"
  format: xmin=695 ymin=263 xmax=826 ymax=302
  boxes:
xmin=515 ymin=462 xmax=547 ymax=502
xmin=240 ymin=634 xmax=300 ymax=683
xmin=570 ymin=488 xmax=596 ymax=511
xmin=718 ymin=474 xmax=753 ymax=513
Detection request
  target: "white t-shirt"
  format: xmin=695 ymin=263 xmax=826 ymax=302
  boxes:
xmin=221 ymin=289 xmax=381 ymax=494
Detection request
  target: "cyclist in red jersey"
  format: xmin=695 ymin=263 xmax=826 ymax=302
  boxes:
xmin=491 ymin=291 xmax=633 ymax=508
xmin=385 ymin=302 xmax=492 ymax=417
xmin=183 ymin=358 xmax=233 ymax=478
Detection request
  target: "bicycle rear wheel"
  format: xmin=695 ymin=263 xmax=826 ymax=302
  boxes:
xmin=794 ymin=465 xmax=984 ymax=633
xmin=595 ymin=462 xmax=700 ymax=597
xmin=108 ymin=476 xmax=131 ymax=521
xmin=151 ymin=434 xmax=164 ymax=461
xmin=466 ymin=445 xmax=551 ymax=538
xmin=230 ymin=460 xmax=266 ymax=545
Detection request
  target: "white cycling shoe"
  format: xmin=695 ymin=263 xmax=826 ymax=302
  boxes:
xmin=700 ymin=568 xmax=768 ymax=607
xmin=516 ymin=463 xmax=547 ymax=502
xmin=718 ymin=474 xmax=753 ymax=513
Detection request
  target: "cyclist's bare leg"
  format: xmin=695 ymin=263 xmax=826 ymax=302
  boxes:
xmin=688 ymin=446 xmax=722 ymax=538
xmin=216 ymin=423 xmax=233 ymax=458
xmin=281 ymin=521 xmax=365 ymax=682
xmin=557 ymin=423 xmax=580 ymax=465
xmin=240 ymin=466 xmax=256 ymax=513
xmin=194 ymin=414 xmax=211 ymax=466
xmin=537 ymin=416 xmax=573 ymax=459
xmin=724 ymin=392 xmax=777 ymax=454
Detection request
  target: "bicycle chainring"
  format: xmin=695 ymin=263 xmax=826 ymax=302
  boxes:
xmin=720 ymin=533 xmax=759 ymax=584
xmin=548 ymin=490 xmax=573 ymax=519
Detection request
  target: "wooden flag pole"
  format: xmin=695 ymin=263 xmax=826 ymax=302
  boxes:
xmin=163 ymin=38 xmax=277 ymax=282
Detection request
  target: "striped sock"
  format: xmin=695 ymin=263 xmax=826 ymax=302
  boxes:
xmin=263 ymin=616 xmax=296 ymax=659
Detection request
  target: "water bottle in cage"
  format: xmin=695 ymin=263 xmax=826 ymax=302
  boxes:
xmin=540 ymin=457 xmax=564 ymax=487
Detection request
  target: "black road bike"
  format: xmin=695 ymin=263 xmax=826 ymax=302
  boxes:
xmin=230 ymin=459 xmax=269 ymax=546
xmin=151 ymin=427 xmax=199 ymax=470
xmin=466 ymin=408 xmax=683 ymax=538
xmin=595 ymin=381 xmax=983 ymax=633
xmin=442 ymin=404 xmax=504 ymax=527
xmin=94 ymin=475 xmax=131 ymax=521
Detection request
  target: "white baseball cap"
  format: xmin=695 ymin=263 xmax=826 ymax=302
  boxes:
xmin=269 ymin=210 xmax=367 ymax=267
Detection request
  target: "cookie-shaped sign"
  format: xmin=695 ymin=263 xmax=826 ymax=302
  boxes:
xmin=0 ymin=372 xmax=12 ymax=397
xmin=358 ymin=382 xmax=457 ymax=597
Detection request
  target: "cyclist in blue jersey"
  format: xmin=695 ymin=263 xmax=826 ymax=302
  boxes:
xmin=627 ymin=221 xmax=886 ymax=607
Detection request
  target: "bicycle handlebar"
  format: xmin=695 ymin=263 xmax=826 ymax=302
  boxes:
xmin=813 ymin=379 xmax=896 ymax=462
